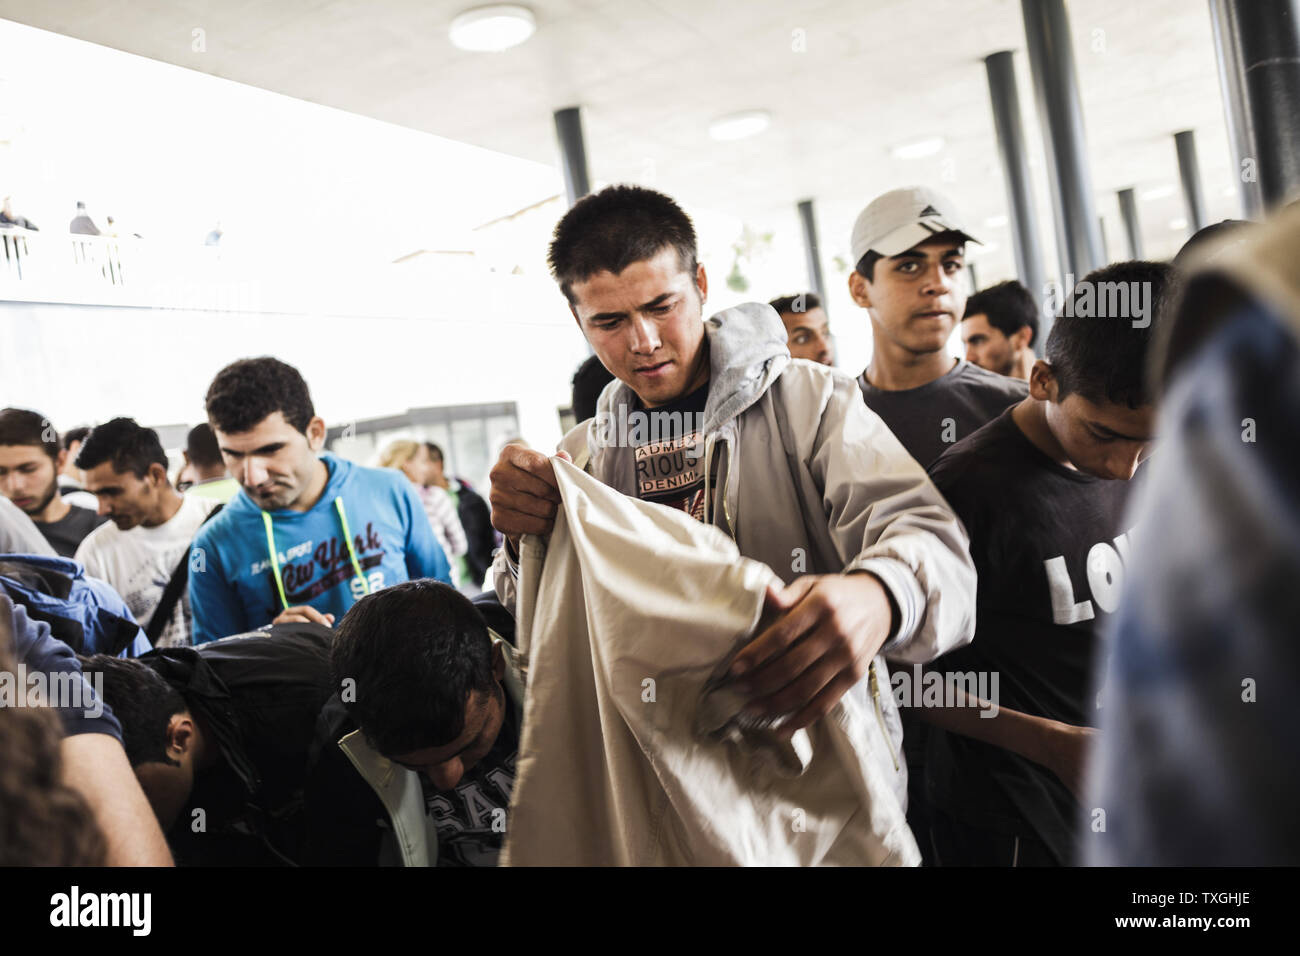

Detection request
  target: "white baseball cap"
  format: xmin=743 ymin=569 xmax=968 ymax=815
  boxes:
xmin=849 ymin=186 xmax=980 ymax=268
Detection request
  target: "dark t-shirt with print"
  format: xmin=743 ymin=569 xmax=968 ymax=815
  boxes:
xmin=421 ymin=700 xmax=519 ymax=867
xmin=923 ymin=408 xmax=1137 ymax=864
xmin=858 ymin=359 xmax=1027 ymax=468
xmin=34 ymin=505 xmax=108 ymax=558
xmin=630 ymin=382 xmax=709 ymax=521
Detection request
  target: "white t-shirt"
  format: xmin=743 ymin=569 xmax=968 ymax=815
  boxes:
xmin=75 ymin=494 xmax=220 ymax=648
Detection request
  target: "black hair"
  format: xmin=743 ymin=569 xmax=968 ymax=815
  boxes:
xmin=1046 ymin=260 xmax=1177 ymax=409
xmin=570 ymin=354 xmax=616 ymax=423
xmin=74 ymin=417 xmax=168 ymax=478
xmin=0 ymin=408 xmax=58 ymax=461
xmin=185 ymin=422 xmax=224 ymax=469
xmin=964 ymin=280 xmax=1039 ymax=347
xmin=424 ymin=442 xmax=443 ymax=465
xmin=548 ymin=184 xmax=699 ymax=304
xmin=768 ymin=292 xmax=822 ymax=317
xmin=205 ymin=357 xmax=315 ymax=435
xmin=77 ymin=655 xmax=187 ymax=768
xmin=61 ymin=426 xmax=91 ymax=451
xmin=331 ymin=580 xmax=496 ymax=756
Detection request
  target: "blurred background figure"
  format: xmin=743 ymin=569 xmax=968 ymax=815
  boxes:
xmin=769 ymin=292 xmax=834 ymax=366
xmin=1087 ymin=207 xmax=1299 ymax=866
xmin=424 ymin=441 xmax=495 ymax=595
xmin=960 ymin=280 xmax=1039 ymax=381
xmin=0 ymin=195 xmax=38 ymax=230
xmin=69 ymin=200 xmax=100 ymax=236
xmin=180 ymin=423 xmax=240 ymax=503
xmin=570 ymin=354 xmax=615 ymax=424
xmin=378 ymin=439 xmax=468 ymax=589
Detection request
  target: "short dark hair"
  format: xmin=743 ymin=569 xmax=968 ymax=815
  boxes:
xmin=424 ymin=442 xmax=443 ymax=465
xmin=548 ymin=185 xmax=699 ymax=305
xmin=0 ymin=408 xmax=58 ymax=461
xmin=61 ymin=426 xmax=91 ymax=451
xmin=1046 ymin=260 xmax=1177 ymax=409
xmin=571 ymin=354 xmax=616 ymax=423
xmin=768 ymin=292 xmax=822 ymax=317
xmin=77 ymin=655 xmax=187 ymax=768
xmin=964 ymin=280 xmax=1040 ymax=347
xmin=331 ymin=580 xmax=496 ymax=756
xmin=185 ymin=422 xmax=224 ymax=469
xmin=74 ymin=418 xmax=168 ymax=478
xmin=205 ymin=357 xmax=315 ymax=435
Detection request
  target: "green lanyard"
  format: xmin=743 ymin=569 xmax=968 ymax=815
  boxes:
xmin=261 ymin=496 xmax=372 ymax=611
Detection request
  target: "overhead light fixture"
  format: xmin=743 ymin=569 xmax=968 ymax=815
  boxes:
xmin=449 ymin=4 xmax=536 ymax=52
xmin=1222 ymin=185 xmax=1237 ymax=197
xmin=708 ymin=110 xmax=770 ymax=142
xmin=1140 ymin=184 xmax=1176 ymax=201
xmin=891 ymin=136 xmax=945 ymax=160
xmin=985 ymin=214 xmax=1009 ymax=229
xmin=1169 ymin=217 xmax=1188 ymax=230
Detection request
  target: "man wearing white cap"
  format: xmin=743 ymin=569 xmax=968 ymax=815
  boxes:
xmin=849 ymin=186 xmax=1027 ymax=468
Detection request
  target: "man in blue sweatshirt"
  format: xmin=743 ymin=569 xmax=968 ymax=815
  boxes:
xmin=188 ymin=357 xmax=450 ymax=644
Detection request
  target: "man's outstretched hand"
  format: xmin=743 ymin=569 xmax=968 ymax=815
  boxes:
xmin=489 ymin=444 xmax=572 ymax=549
xmin=728 ymin=573 xmax=895 ymax=735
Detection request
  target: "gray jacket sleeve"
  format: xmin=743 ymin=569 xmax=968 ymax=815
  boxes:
xmin=797 ymin=370 xmax=977 ymax=663
xmin=0 ymin=495 xmax=57 ymax=557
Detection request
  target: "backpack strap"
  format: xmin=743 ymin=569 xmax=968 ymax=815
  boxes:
xmin=145 ymin=503 xmax=223 ymax=646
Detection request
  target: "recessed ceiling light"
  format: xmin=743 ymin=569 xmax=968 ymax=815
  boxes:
xmin=985 ymin=214 xmax=1009 ymax=229
xmin=708 ymin=110 xmax=770 ymax=142
xmin=1140 ymin=184 xmax=1176 ymax=201
xmin=1222 ymin=185 xmax=1237 ymax=197
xmin=968 ymin=242 xmax=999 ymax=258
xmin=1169 ymin=217 xmax=1188 ymax=230
xmin=891 ymin=137 xmax=945 ymax=160
xmin=449 ymin=4 xmax=536 ymax=52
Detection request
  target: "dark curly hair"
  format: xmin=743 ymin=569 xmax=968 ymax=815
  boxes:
xmin=0 ymin=407 xmax=60 ymax=461
xmin=0 ymin=627 xmax=107 ymax=866
xmin=205 ymin=357 xmax=316 ymax=435
xmin=74 ymin=417 xmax=168 ymax=479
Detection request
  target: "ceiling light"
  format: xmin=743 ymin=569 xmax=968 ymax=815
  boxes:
xmin=1222 ymin=185 xmax=1237 ymax=197
xmin=891 ymin=137 xmax=945 ymax=160
xmin=708 ymin=110 xmax=770 ymax=142
xmin=1169 ymin=217 xmax=1188 ymax=230
xmin=449 ymin=5 xmax=536 ymax=52
xmin=1140 ymin=184 xmax=1176 ymax=201
xmin=984 ymin=214 xmax=1008 ymax=229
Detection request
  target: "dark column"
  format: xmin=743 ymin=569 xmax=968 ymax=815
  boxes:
xmin=1021 ymin=0 xmax=1104 ymax=284
xmin=983 ymin=50 xmax=1047 ymax=306
xmin=1208 ymin=0 xmax=1265 ymax=217
xmin=1210 ymin=0 xmax=1300 ymax=209
xmin=1117 ymin=188 xmax=1144 ymax=258
xmin=1174 ymin=130 xmax=1207 ymax=232
xmin=796 ymin=199 xmax=827 ymax=307
xmin=968 ymin=262 xmax=981 ymax=293
xmin=554 ymin=107 xmax=592 ymax=208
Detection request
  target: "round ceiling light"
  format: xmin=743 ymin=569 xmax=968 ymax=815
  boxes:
xmin=709 ymin=110 xmax=771 ymax=142
xmin=449 ymin=5 xmax=536 ymax=52
xmin=891 ymin=136 xmax=945 ymax=160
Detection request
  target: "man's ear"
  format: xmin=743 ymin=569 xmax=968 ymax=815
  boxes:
xmin=1012 ymin=325 xmax=1034 ymax=351
xmin=696 ymin=262 xmax=708 ymax=305
xmin=305 ymin=416 xmax=327 ymax=452
xmin=1028 ymin=359 xmax=1058 ymax=402
xmin=166 ymin=713 xmax=197 ymax=761
xmin=148 ymin=462 xmax=170 ymax=488
xmin=55 ymin=448 xmax=68 ymax=473
xmin=848 ymin=270 xmax=873 ymax=309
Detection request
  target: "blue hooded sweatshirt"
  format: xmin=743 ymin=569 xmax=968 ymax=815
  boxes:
xmin=188 ymin=454 xmax=450 ymax=643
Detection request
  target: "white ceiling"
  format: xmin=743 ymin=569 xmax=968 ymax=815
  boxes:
xmin=0 ymin=0 xmax=1244 ymax=285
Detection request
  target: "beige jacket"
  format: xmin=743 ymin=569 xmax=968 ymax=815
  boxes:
xmin=502 ymin=459 xmax=920 ymax=866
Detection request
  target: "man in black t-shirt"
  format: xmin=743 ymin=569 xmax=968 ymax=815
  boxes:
xmin=920 ymin=260 xmax=1176 ymax=866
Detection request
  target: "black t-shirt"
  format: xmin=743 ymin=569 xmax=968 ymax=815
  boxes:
xmin=34 ymin=505 xmax=107 ymax=558
xmin=923 ymin=408 xmax=1137 ymax=863
xmin=421 ymin=697 xmax=519 ymax=867
xmin=858 ymin=359 xmax=1027 ymax=468
xmin=630 ymin=382 xmax=709 ymax=521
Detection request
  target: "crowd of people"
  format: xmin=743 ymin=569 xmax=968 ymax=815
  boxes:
xmin=1 ymin=178 xmax=1295 ymax=867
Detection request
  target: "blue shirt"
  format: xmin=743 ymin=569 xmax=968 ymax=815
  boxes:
xmin=189 ymin=454 xmax=450 ymax=643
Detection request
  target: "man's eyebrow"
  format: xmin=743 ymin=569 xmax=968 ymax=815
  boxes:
xmin=223 ymin=442 xmax=284 ymax=456
xmin=1090 ymin=421 xmax=1153 ymax=442
xmin=588 ymin=292 xmax=675 ymax=324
